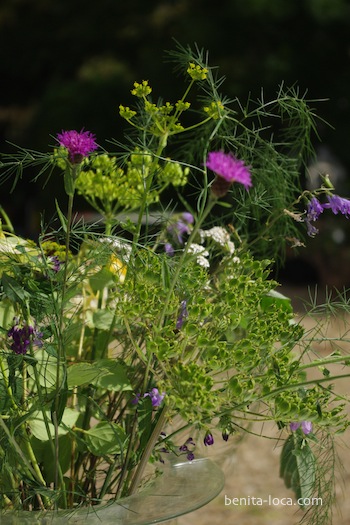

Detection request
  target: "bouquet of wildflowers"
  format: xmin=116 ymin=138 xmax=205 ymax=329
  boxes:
xmin=0 ymin=44 xmax=349 ymax=524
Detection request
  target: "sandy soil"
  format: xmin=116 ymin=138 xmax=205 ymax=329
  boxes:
xmin=176 ymin=286 xmax=350 ymax=525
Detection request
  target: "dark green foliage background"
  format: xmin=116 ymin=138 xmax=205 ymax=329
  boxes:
xmin=1 ymin=0 xmax=350 ymax=240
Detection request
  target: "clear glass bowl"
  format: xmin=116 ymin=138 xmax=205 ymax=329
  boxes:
xmin=0 ymin=456 xmax=224 ymax=524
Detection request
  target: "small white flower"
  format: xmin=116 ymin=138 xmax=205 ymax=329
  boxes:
xmin=187 ymin=243 xmax=210 ymax=267
xmin=199 ymin=226 xmax=235 ymax=253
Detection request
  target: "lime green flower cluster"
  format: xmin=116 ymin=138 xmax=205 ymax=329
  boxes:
xmin=119 ymin=63 xmax=221 ymax=149
xmin=75 ymin=150 xmax=189 ymax=221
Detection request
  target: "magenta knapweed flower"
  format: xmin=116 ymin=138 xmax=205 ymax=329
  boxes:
xmin=205 ymin=151 xmax=252 ymax=197
xmin=290 ymin=421 xmax=313 ymax=435
xmin=57 ymin=129 xmax=98 ymax=164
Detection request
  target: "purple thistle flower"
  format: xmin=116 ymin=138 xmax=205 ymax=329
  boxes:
xmin=176 ymin=300 xmax=188 ymax=330
xmin=323 ymin=195 xmax=350 ymax=217
xmin=290 ymin=420 xmax=313 ymax=435
xmin=144 ymin=387 xmax=165 ymax=407
xmin=8 ymin=320 xmax=42 ymax=355
xmin=204 ymin=431 xmax=214 ymax=446
xmin=57 ymin=129 xmax=98 ymax=164
xmin=205 ymin=151 xmax=252 ymax=197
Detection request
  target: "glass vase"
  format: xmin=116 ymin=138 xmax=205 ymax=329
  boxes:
xmin=0 ymin=455 xmax=224 ymax=524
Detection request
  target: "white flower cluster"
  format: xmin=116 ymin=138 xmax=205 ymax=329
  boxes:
xmin=186 ymin=243 xmax=210 ymax=268
xmin=199 ymin=226 xmax=235 ymax=254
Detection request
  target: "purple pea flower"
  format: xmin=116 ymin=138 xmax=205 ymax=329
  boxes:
xmin=8 ymin=320 xmax=43 ymax=355
xmin=57 ymin=129 xmax=98 ymax=164
xmin=205 ymin=151 xmax=252 ymax=197
xmin=179 ymin=437 xmax=196 ymax=461
xmin=204 ymin=431 xmax=214 ymax=446
xmin=176 ymin=300 xmax=188 ymax=330
xmin=144 ymin=387 xmax=165 ymax=407
xmin=290 ymin=421 xmax=313 ymax=435
xmin=222 ymin=431 xmax=229 ymax=442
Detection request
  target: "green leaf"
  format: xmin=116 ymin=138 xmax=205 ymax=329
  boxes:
xmin=261 ymin=289 xmax=293 ymax=314
xmin=94 ymin=359 xmax=132 ymax=392
xmin=55 ymin=199 xmax=67 ymax=233
xmin=27 ymin=348 xmax=64 ymax=392
xmin=28 ymin=408 xmax=79 ymax=441
xmin=92 ymin=309 xmax=115 ymax=331
xmin=280 ymin=434 xmax=316 ymax=506
xmin=1 ymin=273 xmax=29 ymax=303
xmin=84 ymin=421 xmax=126 ymax=456
xmin=67 ymin=362 xmax=102 ymax=388
xmin=89 ymin=267 xmax=114 ymax=293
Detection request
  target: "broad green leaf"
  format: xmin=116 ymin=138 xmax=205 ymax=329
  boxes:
xmin=280 ymin=434 xmax=316 ymax=506
xmin=1 ymin=273 xmax=29 ymax=303
xmin=94 ymin=359 xmax=132 ymax=392
xmin=0 ymin=298 xmax=15 ymax=329
xmin=27 ymin=348 xmax=64 ymax=391
xmin=28 ymin=408 xmax=79 ymax=441
xmin=31 ymin=434 xmax=72 ymax=484
xmin=89 ymin=267 xmax=114 ymax=293
xmin=84 ymin=421 xmax=126 ymax=456
xmin=261 ymin=289 xmax=293 ymax=314
xmin=92 ymin=309 xmax=115 ymax=331
xmin=67 ymin=362 xmax=102 ymax=388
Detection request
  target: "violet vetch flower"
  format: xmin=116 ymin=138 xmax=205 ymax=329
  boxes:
xmin=57 ymin=129 xmax=98 ymax=164
xmin=176 ymin=299 xmax=188 ymax=329
xmin=204 ymin=431 xmax=214 ymax=446
xmin=290 ymin=421 xmax=313 ymax=435
xmin=8 ymin=320 xmax=43 ymax=355
xmin=144 ymin=387 xmax=165 ymax=407
xmin=323 ymin=194 xmax=350 ymax=217
xmin=205 ymin=151 xmax=252 ymax=197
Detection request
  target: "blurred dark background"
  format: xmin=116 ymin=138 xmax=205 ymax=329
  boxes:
xmin=1 ymin=0 xmax=350 ymax=287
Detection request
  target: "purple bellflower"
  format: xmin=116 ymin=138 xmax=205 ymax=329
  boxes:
xmin=323 ymin=194 xmax=350 ymax=217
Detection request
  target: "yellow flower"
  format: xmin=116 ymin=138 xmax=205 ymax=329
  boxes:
xmin=109 ymin=255 xmax=127 ymax=282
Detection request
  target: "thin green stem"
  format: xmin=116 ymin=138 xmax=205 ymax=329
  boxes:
xmin=128 ymin=405 xmax=168 ymax=495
